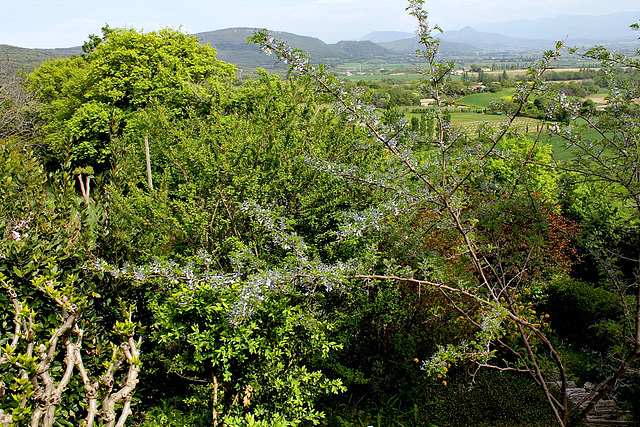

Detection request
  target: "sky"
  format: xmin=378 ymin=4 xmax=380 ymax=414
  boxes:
xmin=1 ymin=0 xmax=639 ymax=48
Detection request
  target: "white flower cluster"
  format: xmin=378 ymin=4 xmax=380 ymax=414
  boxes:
xmin=86 ymin=254 xmax=239 ymax=290
xmin=7 ymin=212 xmax=34 ymax=242
xmin=338 ymin=209 xmax=385 ymax=238
xmin=226 ymin=280 xmax=267 ymax=326
xmin=255 ymin=31 xmax=314 ymax=74
xmin=420 ymin=343 xmax=468 ymax=374
xmin=85 ymin=223 xmax=359 ymax=326
xmin=240 ymin=201 xmax=308 ymax=260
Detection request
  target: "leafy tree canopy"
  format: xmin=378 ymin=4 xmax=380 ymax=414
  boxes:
xmin=27 ymin=26 xmax=236 ymax=171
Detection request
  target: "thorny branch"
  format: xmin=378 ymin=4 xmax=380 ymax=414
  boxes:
xmin=250 ymin=7 xmax=574 ymax=424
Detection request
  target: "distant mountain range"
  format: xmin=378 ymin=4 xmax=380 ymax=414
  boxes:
xmin=361 ymin=31 xmax=414 ymax=44
xmin=362 ymin=11 xmax=640 ymax=47
xmin=365 ymin=11 xmax=640 ymax=52
xmin=0 ymin=29 xmax=406 ymax=73
xmin=377 ymin=36 xmax=481 ymax=57
xmin=474 ymin=12 xmax=640 ymax=42
xmin=374 ymin=27 xmax=553 ymax=54
xmin=365 ymin=12 xmax=640 ymax=52
xmin=196 ymin=28 xmax=488 ymax=68
xmin=1 ymin=12 xmax=639 ymax=73
xmin=440 ymin=27 xmax=556 ymax=51
xmin=195 ymin=28 xmax=404 ymax=69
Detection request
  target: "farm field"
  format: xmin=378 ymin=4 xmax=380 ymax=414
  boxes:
xmin=341 ymin=72 xmax=423 ymax=83
xmin=586 ymin=92 xmax=609 ymax=108
xmin=458 ymin=88 xmax=515 ymax=108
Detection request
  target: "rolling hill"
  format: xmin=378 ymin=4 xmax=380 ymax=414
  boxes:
xmin=2 ymin=11 xmax=639 ymax=74
xmin=0 ymin=44 xmax=82 ymax=73
xmin=378 ymin=37 xmax=483 ymax=57
xmin=195 ymin=28 xmax=403 ymax=69
xmin=1 ymin=28 xmax=404 ymax=73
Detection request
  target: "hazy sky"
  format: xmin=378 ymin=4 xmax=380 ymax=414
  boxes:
xmin=1 ymin=0 xmax=639 ymax=48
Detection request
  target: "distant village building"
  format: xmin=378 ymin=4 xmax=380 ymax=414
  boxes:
xmin=420 ymin=98 xmax=436 ymax=107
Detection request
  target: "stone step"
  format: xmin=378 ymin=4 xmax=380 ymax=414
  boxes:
xmin=550 ymin=382 xmax=636 ymax=426
xmin=584 ymin=421 xmax=634 ymax=426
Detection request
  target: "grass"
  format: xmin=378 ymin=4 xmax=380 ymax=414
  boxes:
xmin=537 ymin=127 xmax=612 ymax=163
xmin=459 ymin=89 xmax=514 ymax=109
xmin=401 ymin=86 xmax=606 ymax=164
xmin=449 ymin=111 xmax=509 ymax=124
xmin=406 ymin=109 xmax=539 ymax=127
xmin=406 ymin=108 xmax=575 ymax=162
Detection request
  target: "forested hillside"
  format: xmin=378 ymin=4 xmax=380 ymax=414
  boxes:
xmin=0 ymin=29 xmax=405 ymax=74
xmin=1 ymin=2 xmax=639 ymax=426
xmin=0 ymin=44 xmax=82 ymax=73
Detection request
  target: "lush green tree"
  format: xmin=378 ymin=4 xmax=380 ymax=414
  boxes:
xmin=62 ymin=32 xmax=388 ymax=426
xmin=7 ymin=26 xmax=378 ymax=427
xmin=98 ymin=71 xmax=383 ymax=263
xmin=27 ymin=27 xmax=235 ymax=172
xmin=147 ymin=273 xmax=344 ymax=426
xmin=442 ymin=79 xmax=465 ymax=96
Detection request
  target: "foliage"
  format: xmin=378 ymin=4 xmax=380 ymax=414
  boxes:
xmin=541 ymin=278 xmax=622 ymax=353
xmin=98 ymin=71 xmax=384 ymax=265
xmin=61 ymin=30 xmax=383 ymax=426
xmin=352 ymin=80 xmax=421 ymax=108
xmin=0 ymin=140 xmax=141 ymax=426
xmin=429 ymin=369 xmax=557 ymax=427
xmin=2 ymin=3 xmax=640 ymax=427
xmin=150 ymin=279 xmax=344 ymax=425
xmin=26 ymin=26 xmax=235 ymax=171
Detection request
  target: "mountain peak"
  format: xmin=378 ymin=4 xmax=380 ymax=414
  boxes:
xmin=360 ymin=31 xmax=414 ymax=43
xmin=474 ymin=11 xmax=640 ymax=41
